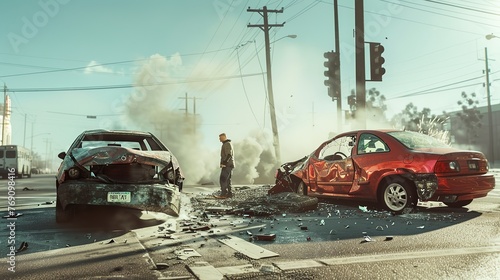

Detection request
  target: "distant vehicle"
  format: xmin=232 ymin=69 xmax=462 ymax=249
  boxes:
xmin=0 ymin=145 xmax=32 ymax=179
xmin=55 ymin=129 xmax=184 ymax=223
xmin=270 ymin=130 xmax=495 ymax=214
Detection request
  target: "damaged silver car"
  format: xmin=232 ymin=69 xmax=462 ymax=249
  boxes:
xmin=55 ymin=129 xmax=184 ymax=223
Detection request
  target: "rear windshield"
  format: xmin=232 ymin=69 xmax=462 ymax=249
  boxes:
xmin=6 ymin=151 xmax=16 ymax=158
xmin=387 ymin=131 xmax=450 ymax=149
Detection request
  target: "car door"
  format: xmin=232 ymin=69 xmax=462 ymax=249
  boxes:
xmin=308 ymin=135 xmax=356 ymax=195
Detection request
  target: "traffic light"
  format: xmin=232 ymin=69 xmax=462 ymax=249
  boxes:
xmin=347 ymin=94 xmax=356 ymax=118
xmin=369 ymin=43 xmax=385 ymax=81
xmin=323 ymin=51 xmax=340 ymax=100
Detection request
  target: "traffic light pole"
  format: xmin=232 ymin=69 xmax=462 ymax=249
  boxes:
xmin=355 ymin=0 xmax=366 ymax=129
xmin=334 ymin=0 xmax=342 ymax=131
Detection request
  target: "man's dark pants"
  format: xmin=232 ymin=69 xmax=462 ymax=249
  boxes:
xmin=220 ymin=166 xmax=233 ymax=196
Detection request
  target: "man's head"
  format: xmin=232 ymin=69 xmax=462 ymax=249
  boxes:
xmin=219 ymin=133 xmax=227 ymax=142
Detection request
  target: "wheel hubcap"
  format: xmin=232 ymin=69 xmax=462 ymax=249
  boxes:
xmin=384 ymin=183 xmax=407 ymax=211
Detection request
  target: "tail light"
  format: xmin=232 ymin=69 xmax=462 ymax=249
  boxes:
xmin=67 ymin=167 xmax=81 ymax=179
xmin=434 ymin=160 xmax=460 ymax=173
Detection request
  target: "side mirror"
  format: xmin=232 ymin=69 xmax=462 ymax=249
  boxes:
xmin=58 ymin=152 xmax=66 ymax=160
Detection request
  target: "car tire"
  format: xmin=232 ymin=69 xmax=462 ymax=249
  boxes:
xmin=380 ymin=177 xmax=417 ymax=214
xmin=296 ymin=181 xmax=307 ymax=195
xmin=56 ymin=198 xmax=73 ymax=223
xmin=444 ymin=200 xmax=472 ymax=208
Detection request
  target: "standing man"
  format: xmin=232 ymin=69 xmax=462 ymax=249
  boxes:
xmin=218 ymin=133 xmax=235 ymax=198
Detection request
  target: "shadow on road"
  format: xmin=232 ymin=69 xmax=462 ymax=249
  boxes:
xmin=0 ymin=205 xmax=165 ymax=256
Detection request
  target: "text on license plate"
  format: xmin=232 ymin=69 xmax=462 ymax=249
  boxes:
xmin=467 ymin=161 xmax=478 ymax=170
xmin=107 ymin=192 xmax=131 ymax=202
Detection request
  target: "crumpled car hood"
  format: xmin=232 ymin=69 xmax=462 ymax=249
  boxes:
xmin=57 ymin=146 xmax=182 ymax=184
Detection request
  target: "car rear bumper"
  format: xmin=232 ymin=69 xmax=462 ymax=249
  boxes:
xmin=430 ymin=173 xmax=495 ymax=202
xmin=57 ymin=181 xmax=181 ymax=216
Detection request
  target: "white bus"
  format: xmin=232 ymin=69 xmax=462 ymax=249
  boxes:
xmin=0 ymin=145 xmax=32 ymax=179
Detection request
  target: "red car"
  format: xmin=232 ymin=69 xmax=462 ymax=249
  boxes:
xmin=270 ymin=130 xmax=495 ymax=213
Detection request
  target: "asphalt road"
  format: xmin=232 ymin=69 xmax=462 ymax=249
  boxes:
xmin=0 ymin=174 xmax=499 ymax=279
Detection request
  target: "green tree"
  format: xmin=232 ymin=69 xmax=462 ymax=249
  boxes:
xmin=455 ymin=91 xmax=483 ymax=145
xmin=347 ymin=88 xmax=388 ymax=124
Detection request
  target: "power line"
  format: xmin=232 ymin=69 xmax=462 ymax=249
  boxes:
xmin=420 ymin=0 xmax=500 ymax=17
xmin=388 ymin=71 xmax=500 ymax=99
xmin=7 ymin=72 xmax=265 ymax=93
xmin=381 ymin=0 xmax=500 ymax=29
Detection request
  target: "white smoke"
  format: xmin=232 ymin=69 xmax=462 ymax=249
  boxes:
xmin=122 ymin=54 xmax=278 ymax=185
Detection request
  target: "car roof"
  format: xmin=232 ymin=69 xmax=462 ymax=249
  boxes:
xmin=334 ymin=129 xmax=400 ymax=138
xmin=81 ymin=129 xmax=153 ymax=137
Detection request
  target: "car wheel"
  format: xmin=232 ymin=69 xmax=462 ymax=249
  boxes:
xmin=56 ymin=198 xmax=73 ymax=223
xmin=296 ymin=181 xmax=307 ymax=195
xmin=444 ymin=200 xmax=472 ymax=208
xmin=381 ymin=177 xmax=417 ymax=214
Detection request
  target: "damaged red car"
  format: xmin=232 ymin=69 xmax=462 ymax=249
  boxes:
xmin=270 ymin=130 xmax=495 ymax=213
xmin=55 ymin=129 xmax=184 ymax=223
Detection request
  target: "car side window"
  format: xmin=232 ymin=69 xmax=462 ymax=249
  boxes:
xmin=319 ymin=136 xmax=353 ymax=160
xmin=357 ymin=133 xmax=389 ymax=154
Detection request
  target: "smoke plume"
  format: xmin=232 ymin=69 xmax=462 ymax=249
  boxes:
xmin=122 ymin=54 xmax=278 ymax=185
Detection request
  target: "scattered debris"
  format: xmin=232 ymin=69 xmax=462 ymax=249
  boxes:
xmin=16 ymin=241 xmax=28 ymax=253
xmin=254 ymin=234 xmax=276 ymax=241
xmin=3 ymin=213 xmax=23 ymax=219
xmin=175 ymin=247 xmax=202 ymax=260
xmin=361 ymin=235 xmax=374 ymax=243
xmin=106 ymin=239 xmax=115 ymax=244
xmin=376 ymin=226 xmax=384 ymax=231
xmin=385 ymin=236 xmax=394 ymax=241
xmin=359 ymin=206 xmax=369 ymax=212
xmin=417 ymin=225 xmax=425 ymax=229
xmin=22 ymin=187 xmax=34 ymax=191
xmin=154 ymin=263 xmax=169 ymax=270
xmin=260 ymin=264 xmax=275 ymax=273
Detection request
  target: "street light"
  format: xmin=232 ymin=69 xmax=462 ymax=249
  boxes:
xmin=486 ymin=33 xmax=499 ymax=40
xmin=271 ymin=34 xmax=297 ymax=44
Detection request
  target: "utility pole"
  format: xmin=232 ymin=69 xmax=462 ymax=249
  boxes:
xmin=179 ymin=92 xmax=189 ymax=116
xmin=178 ymin=93 xmax=200 ymax=134
xmin=484 ymin=47 xmax=495 ymax=166
xmin=247 ymin=6 xmax=285 ymax=163
xmin=334 ymin=0 xmax=342 ymax=131
xmin=354 ymin=0 xmax=366 ymax=129
xmin=2 ymin=84 xmax=6 ymax=145
xmin=23 ymin=114 xmax=27 ymax=147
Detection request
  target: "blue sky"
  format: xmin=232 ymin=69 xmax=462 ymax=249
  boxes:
xmin=1 ymin=0 xmax=499 ymax=176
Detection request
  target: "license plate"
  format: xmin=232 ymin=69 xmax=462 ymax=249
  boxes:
xmin=107 ymin=192 xmax=131 ymax=202
xmin=467 ymin=161 xmax=478 ymax=170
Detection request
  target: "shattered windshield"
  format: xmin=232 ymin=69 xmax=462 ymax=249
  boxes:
xmin=388 ymin=131 xmax=450 ymax=149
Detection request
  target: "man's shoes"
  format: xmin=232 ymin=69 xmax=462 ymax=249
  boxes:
xmin=213 ymin=194 xmax=228 ymax=199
